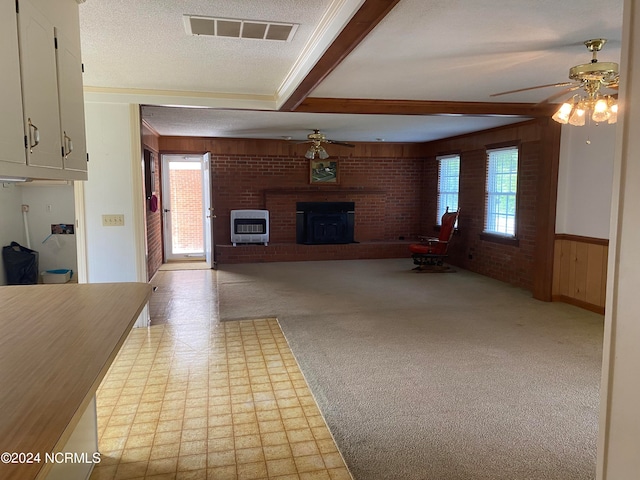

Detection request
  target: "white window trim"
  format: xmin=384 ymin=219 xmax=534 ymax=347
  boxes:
xmin=485 ymin=146 xmax=519 ymax=237
xmin=436 ymin=154 xmax=460 ymax=225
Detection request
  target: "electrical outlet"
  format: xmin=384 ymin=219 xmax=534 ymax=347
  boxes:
xmin=102 ymin=214 xmax=125 ymax=226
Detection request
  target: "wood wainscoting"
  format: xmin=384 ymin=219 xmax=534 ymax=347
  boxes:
xmin=552 ymin=234 xmax=608 ymax=314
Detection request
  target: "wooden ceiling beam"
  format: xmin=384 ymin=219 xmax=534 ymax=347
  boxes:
xmin=293 ymin=97 xmax=558 ymax=117
xmin=279 ymin=0 xmax=402 ymax=112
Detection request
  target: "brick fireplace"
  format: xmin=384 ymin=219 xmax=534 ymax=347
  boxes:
xmin=157 ymin=137 xmax=427 ymax=264
xmin=216 ymin=186 xmax=414 ymax=263
xmin=296 ymin=202 xmax=355 ymax=245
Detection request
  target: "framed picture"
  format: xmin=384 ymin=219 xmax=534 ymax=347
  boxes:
xmin=143 ymin=149 xmax=155 ymax=199
xmin=309 ymin=160 xmax=339 ymax=184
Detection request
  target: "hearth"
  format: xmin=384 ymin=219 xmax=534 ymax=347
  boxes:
xmin=296 ymin=202 xmax=355 ymax=245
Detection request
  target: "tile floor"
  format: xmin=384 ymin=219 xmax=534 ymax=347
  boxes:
xmin=89 ymin=269 xmax=352 ymax=480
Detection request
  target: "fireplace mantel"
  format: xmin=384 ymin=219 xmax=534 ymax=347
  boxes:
xmin=263 ymin=187 xmax=385 ymax=196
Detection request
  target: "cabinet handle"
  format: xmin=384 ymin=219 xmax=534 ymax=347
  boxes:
xmin=63 ymin=132 xmax=74 ymax=158
xmin=28 ymin=118 xmax=40 ymax=153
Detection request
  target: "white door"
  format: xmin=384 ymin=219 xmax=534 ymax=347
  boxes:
xmin=202 ymin=153 xmax=215 ymax=268
xmin=162 ymin=154 xmax=209 ymax=261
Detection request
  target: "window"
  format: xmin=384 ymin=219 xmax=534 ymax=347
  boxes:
xmin=436 ymin=154 xmax=460 ymax=224
xmin=485 ymin=146 xmax=518 ymax=237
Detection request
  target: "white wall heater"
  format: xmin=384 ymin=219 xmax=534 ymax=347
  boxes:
xmin=230 ymin=209 xmax=269 ymax=246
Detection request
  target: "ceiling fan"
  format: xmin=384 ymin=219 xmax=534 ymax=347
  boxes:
xmin=299 ymin=129 xmax=355 ymax=159
xmin=491 ymin=39 xmax=619 ymax=125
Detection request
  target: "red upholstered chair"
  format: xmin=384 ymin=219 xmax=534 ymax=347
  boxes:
xmin=409 ymin=208 xmax=459 ymax=271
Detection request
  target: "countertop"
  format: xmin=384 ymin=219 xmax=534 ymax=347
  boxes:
xmin=0 ymin=282 xmax=152 ymax=480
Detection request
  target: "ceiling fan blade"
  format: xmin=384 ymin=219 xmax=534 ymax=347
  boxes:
xmin=536 ymin=84 xmax=584 ymax=105
xmin=326 ymin=140 xmax=355 ymax=147
xmin=490 ymin=81 xmax=578 ymax=97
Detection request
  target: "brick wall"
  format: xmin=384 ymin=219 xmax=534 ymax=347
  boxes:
xmin=211 ymin=154 xmax=424 ymax=246
xmin=158 ymin=121 xmax=560 ymax=297
xmin=142 ymin=123 xmax=163 ymax=280
xmin=168 ymin=168 xmax=203 ymax=253
xmin=421 ymin=120 xmax=560 ymax=292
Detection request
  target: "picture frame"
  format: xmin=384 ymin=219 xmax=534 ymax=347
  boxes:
xmin=309 ymin=159 xmax=340 ymax=184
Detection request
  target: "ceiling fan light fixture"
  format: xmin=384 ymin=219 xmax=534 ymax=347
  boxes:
xmin=568 ymin=105 xmax=586 ymax=126
xmin=592 ymin=98 xmax=611 ymax=123
xmin=608 ymin=101 xmax=618 ymax=124
xmin=318 ymin=147 xmax=329 ymax=160
xmin=552 ymin=102 xmax=574 ymax=124
xmin=553 ymin=93 xmax=618 ymax=126
xmin=305 ymin=141 xmax=331 ymax=160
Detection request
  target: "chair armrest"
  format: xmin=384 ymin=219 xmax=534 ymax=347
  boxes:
xmin=417 ymin=236 xmax=440 ymax=244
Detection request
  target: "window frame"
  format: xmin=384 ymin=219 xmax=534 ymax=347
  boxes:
xmin=483 ymin=144 xmax=520 ymax=240
xmin=436 ymin=153 xmax=460 ymax=225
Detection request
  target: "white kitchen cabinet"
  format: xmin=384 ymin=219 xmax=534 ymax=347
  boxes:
xmin=18 ymin=0 xmax=64 ymax=170
xmin=56 ymin=27 xmax=87 ymax=173
xmin=0 ymin=0 xmax=27 ymax=168
xmin=0 ymin=0 xmax=87 ymax=181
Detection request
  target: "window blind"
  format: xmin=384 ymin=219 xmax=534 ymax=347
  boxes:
xmin=485 ymin=147 xmax=518 ymax=236
xmin=436 ymin=155 xmax=460 ymax=224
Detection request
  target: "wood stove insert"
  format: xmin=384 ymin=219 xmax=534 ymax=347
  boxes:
xmin=296 ymin=202 xmax=355 ymax=245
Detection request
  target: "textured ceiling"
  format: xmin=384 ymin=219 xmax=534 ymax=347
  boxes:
xmin=313 ymin=0 xmax=623 ymax=103
xmin=79 ymin=0 xmax=624 ymax=143
xmin=79 ymin=0 xmax=331 ymax=95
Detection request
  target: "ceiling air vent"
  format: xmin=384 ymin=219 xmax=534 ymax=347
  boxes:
xmin=183 ymin=15 xmax=298 ymax=42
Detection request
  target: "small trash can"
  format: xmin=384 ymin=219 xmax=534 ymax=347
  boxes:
xmin=2 ymin=241 xmax=39 ymax=285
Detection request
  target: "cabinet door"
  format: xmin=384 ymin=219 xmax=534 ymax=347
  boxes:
xmin=18 ymin=0 xmax=63 ymax=170
xmin=0 ymin=1 xmax=27 ymax=167
xmin=56 ymin=28 xmax=87 ymax=173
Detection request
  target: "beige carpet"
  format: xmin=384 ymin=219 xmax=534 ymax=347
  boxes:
xmin=158 ymin=261 xmax=210 ymax=271
xmin=217 ymin=258 xmax=604 ymax=480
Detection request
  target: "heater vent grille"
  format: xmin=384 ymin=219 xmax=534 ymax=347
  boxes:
xmin=231 ymin=210 xmax=269 ymax=246
xmin=184 ymin=15 xmax=298 ymax=42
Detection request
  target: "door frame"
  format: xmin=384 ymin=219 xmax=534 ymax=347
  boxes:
xmin=160 ymin=153 xmax=213 ymax=264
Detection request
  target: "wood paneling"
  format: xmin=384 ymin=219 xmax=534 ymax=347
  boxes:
xmin=552 ymin=235 xmax=608 ymax=313
xmin=159 ymin=136 xmax=424 ymax=158
xmin=141 ymin=119 xmax=159 ymax=151
xmin=533 ymin=118 xmax=562 ymax=301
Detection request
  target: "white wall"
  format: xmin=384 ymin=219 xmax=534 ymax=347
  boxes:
xmin=0 ymin=182 xmax=76 ymax=285
xmin=19 ymin=183 xmax=77 ymax=274
xmin=556 ymin=122 xmax=616 ymax=238
xmin=82 ymin=101 xmax=148 ymax=327
xmin=83 ymin=102 xmax=141 ymax=283
xmin=597 ymin=0 xmax=640 ymax=476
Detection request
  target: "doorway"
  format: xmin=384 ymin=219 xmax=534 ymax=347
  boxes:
xmin=161 ymin=153 xmax=214 ymax=267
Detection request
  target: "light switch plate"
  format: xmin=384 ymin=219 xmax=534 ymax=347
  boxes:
xmin=102 ymin=214 xmax=125 ymax=226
